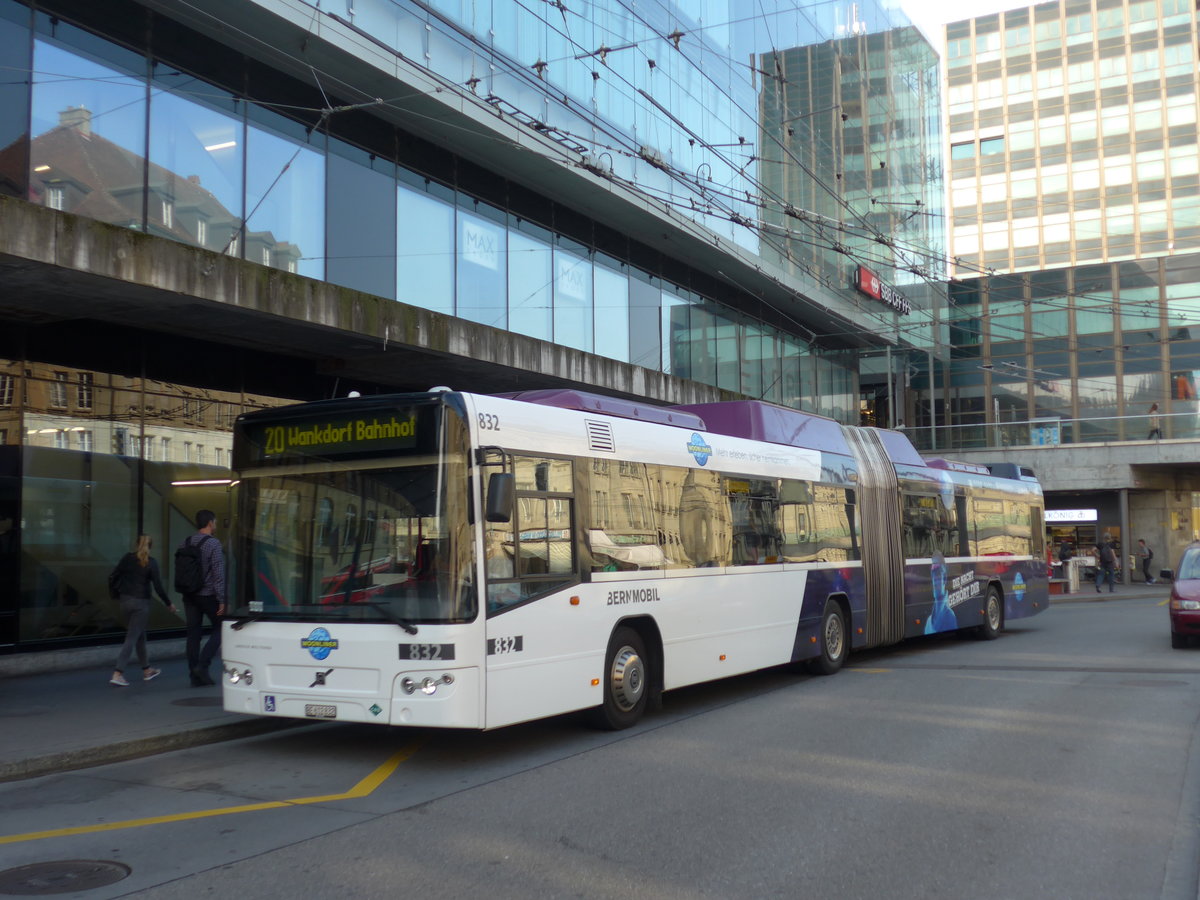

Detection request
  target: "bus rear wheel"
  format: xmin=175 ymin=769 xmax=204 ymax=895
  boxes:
xmin=592 ymin=626 xmax=649 ymax=730
xmin=808 ymin=599 xmax=847 ymax=676
xmin=976 ymin=586 xmax=1003 ymax=640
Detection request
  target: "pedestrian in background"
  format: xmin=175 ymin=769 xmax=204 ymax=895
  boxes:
xmin=109 ymin=535 xmax=176 ymax=686
xmin=1137 ymin=539 xmax=1155 ymax=584
xmin=176 ymin=509 xmax=226 ymax=687
xmin=1095 ymin=539 xmax=1117 ymax=594
xmin=1147 ymin=402 xmax=1162 ymax=440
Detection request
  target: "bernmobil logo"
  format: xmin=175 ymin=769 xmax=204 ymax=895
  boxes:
xmin=687 ymin=433 xmax=713 ymax=466
xmin=301 ymin=627 xmax=339 ymax=661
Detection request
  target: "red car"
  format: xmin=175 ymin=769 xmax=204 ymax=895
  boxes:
xmin=1169 ymin=542 xmax=1200 ymax=648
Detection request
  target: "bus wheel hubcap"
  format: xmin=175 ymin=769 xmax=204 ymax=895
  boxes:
xmin=988 ymin=595 xmax=1001 ymax=629
xmin=610 ymin=647 xmax=644 ymax=711
xmin=825 ymin=614 xmax=844 ymax=659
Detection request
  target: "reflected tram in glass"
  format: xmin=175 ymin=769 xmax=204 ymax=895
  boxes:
xmin=222 ymin=388 xmax=1049 ymax=729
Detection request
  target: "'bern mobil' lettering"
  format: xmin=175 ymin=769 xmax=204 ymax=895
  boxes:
xmin=606 ymin=588 xmax=662 ymax=605
xmin=285 ymin=415 xmax=416 ymax=451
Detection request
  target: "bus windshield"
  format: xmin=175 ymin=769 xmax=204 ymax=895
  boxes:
xmin=231 ymin=400 xmax=474 ymax=625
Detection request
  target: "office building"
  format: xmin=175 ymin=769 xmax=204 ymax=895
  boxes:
xmin=0 ymin=0 xmax=945 ymax=653
xmin=941 ymin=0 xmax=1200 ymax=564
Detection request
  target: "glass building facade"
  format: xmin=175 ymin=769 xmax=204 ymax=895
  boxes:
xmin=0 ymin=0 xmax=944 ymax=651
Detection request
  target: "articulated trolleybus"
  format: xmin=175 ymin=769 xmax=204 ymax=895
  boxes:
xmin=224 ymin=388 xmax=1048 ymax=730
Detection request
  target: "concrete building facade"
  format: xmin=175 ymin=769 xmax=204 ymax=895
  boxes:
xmin=0 ymin=0 xmax=947 ymax=652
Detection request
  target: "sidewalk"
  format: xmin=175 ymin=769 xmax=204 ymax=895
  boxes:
xmin=0 ymin=581 xmax=1175 ymax=783
xmin=1050 ymin=578 xmax=1174 ymax=604
xmin=0 ymin=653 xmax=301 ymax=783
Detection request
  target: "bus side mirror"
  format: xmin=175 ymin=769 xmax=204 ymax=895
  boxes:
xmin=485 ymin=473 xmax=514 ymax=523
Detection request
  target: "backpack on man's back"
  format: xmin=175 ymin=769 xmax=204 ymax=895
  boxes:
xmin=174 ymin=535 xmax=212 ymax=594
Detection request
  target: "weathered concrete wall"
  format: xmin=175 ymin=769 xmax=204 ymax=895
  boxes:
xmin=950 ymin=440 xmax=1200 ymax=494
xmin=0 ymin=196 xmax=731 ymax=406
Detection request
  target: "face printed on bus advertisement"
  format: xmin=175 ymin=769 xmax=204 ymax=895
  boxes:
xmin=925 ymin=552 xmax=957 ymax=635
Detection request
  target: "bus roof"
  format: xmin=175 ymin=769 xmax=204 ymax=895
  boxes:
xmin=495 ymin=389 xmax=707 ymax=429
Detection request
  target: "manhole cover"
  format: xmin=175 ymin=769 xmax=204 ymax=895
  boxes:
xmin=0 ymin=860 xmax=131 ymax=895
xmin=170 ymin=696 xmax=223 ymax=707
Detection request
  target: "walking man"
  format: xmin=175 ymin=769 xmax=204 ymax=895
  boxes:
xmin=176 ymin=509 xmax=226 ymax=686
xmin=1095 ymin=539 xmax=1117 ymax=593
xmin=1137 ymin=539 xmax=1155 ymax=584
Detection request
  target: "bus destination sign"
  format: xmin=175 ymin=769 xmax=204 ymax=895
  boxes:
xmin=241 ymin=410 xmax=421 ymax=462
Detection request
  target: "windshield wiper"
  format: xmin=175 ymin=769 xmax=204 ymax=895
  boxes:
xmin=231 ymin=602 xmax=417 ymax=633
xmin=361 ymin=600 xmax=418 ymax=634
xmin=231 ymin=613 xmax=265 ymax=631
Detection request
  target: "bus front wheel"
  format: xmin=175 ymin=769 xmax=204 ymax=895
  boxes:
xmin=808 ymin=599 xmax=847 ymax=676
xmin=593 ymin=626 xmax=649 ymax=730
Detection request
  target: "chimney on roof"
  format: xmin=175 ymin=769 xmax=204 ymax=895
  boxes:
xmin=187 ymin=175 xmax=201 ymax=185
xmin=59 ymin=106 xmax=92 ymax=135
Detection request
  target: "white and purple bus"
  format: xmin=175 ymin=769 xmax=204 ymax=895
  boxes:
xmin=222 ymin=388 xmax=1048 ymax=730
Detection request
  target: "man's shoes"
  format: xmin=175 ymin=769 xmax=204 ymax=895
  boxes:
xmin=110 ymin=673 xmax=129 ymax=687
xmin=143 ymin=668 xmax=161 ymax=682
xmin=191 ymin=667 xmax=215 ymax=686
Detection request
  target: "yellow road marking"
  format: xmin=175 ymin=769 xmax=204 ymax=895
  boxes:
xmin=1158 ymin=598 xmax=1170 ymax=606
xmin=0 ymin=740 xmax=423 ymax=846
xmin=850 ymin=667 xmax=890 ymax=674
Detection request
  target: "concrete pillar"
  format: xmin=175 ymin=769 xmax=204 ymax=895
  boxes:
xmin=1119 ymin=488 xmax=1130 ymax=584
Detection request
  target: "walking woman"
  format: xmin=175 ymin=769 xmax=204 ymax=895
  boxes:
xmin=109 ymin=535 xmax=176 ymax=686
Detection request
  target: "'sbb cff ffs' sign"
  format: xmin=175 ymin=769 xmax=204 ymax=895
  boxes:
xmin=854 ymin=265 xmax=911 ymax=315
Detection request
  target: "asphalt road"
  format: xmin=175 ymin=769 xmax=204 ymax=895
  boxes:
xmin=2 ymin=596 xmax=1198 ymax=900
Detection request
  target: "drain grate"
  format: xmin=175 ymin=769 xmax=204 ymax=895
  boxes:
xmin=0 ymin=860 xmax=131 ymax=895
xmin=170 ymin=696 xmax=223 ymax=707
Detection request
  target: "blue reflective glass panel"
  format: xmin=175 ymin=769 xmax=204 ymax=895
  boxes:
xmin=593 ymin=262 xmax=630 ymax=362
xmin=0 ymin=4 xmax=31 ymax=199
xmin=327 ymin=147 xmax=395 ymax=299
xmin=457 ymin=208 xmax=507 ymax=327
xmin=31 ymin=40 xmax=146 ymax=228
xmin=149 ymin=70 xmax=243 ymax=255
xmin=554 ymin=246 xmax=593 ymax=352
xmin=628 ymin=273 xmax=661 ymax=370
xmin=397 ymin=182 xmax=454 ymax=315
xmin=508 ymin=227 xmax=552 ymax=341
xmin=662 ymin=290 xmax=690 ymax=377
xmin=246 ymin=121 xmax=325 ymax=278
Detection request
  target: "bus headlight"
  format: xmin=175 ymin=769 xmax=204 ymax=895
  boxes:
xmin=401 ymin=674 xmax=454 ymax=694
xmin=1172 ymin=598 xmax=1200 ymax=611
xmin=224 ymin=666 xmax=254 ymax=685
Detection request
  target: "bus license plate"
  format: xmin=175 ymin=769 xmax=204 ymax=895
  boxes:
xmin=304 ymin=704 xmax=337 ymax=719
